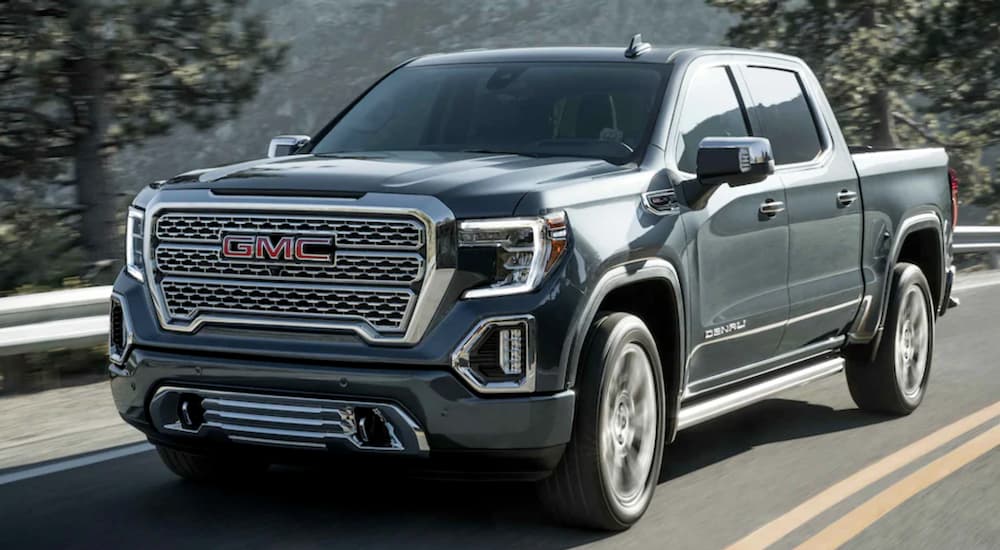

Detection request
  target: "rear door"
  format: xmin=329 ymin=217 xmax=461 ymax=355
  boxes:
xmin=736 ymin=64 xmax=863 ymax=353
xmin=673 ymin=64 xmax=791 ymax=395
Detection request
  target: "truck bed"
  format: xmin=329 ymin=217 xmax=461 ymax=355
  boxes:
xmin=849 ymin=146 xmax=951 ymax=341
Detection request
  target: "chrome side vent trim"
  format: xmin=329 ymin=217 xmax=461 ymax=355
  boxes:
xmin=641 ymin=188 xmax=680 ymax=215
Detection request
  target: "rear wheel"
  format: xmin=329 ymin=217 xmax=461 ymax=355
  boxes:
xmin=539 ymin=313 xmax=666 ymax=530
xmin=156 ymin=445 xmax=268 ymax=482
xmin=846 ymin=262 xmax=934 ymax=415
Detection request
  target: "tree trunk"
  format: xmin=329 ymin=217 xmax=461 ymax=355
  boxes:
xmin=869 ymin=89 xmax=897 ymax=148
xmin=861 ymin=5 xmax=896 ymax=148
xmin=69 ymin=4 xmax=115 ymax=266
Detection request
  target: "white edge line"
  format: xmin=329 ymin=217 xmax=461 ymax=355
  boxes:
xmin=0 ymin=442 xmax=153 ymax=486
xmin=953 ymin=276 xmax=1000 ymax=293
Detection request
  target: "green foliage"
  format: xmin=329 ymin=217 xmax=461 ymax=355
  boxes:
xmin=913 ymin=1 xmax=1000 ymax=220
xmin=0 ymin=185 xmax=85 ymax=294
xmin=0 ymin=0 xmax=286 ymax=290
xmin=0 ymin=0 xmax=286 ymax=176
xmin=708 ymin=0 xmax=999 ymax=215
xmin=913 ymin=2 xmax=1000 ymax=144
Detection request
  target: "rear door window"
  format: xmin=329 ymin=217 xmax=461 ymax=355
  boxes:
xmin=742 ymin=67 xmax=824 ymax=165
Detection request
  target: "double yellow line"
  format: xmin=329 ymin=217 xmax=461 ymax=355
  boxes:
xmin=726 ymin=400 xmax=1000 ymax=549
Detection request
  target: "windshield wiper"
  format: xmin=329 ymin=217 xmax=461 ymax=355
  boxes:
xmin=312 ymin=151 xmax=381 ymax=158
xmin=460 ymin=148 xmax=546 ymax=158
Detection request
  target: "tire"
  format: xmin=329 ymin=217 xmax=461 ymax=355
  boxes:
xmin=539 ymin=313 xmax=666 ymax=530
xmin=845 ymin=262 xmax=934 ymax=415
xmin=156 ymin=445 xmax=268 ymax=482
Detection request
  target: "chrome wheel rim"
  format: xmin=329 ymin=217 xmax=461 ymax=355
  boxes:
xmin=599 ymin=342 xmax=657 ymax=512
xmin=895 ymin=286 xmax=929 ymax=399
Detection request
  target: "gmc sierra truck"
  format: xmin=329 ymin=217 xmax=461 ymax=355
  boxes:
xmin=109 ymin=38 xmax=957 ymax=530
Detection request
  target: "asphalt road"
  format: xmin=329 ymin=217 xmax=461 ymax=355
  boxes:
xmin=1 ymin=277 xmax=998 ymax=549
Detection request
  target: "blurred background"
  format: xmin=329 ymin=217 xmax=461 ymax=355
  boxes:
xmin=0 ymin=1 xmax=998 ymax=403
xmin=2 ymin=0 xmax=998 ymax=298
xmin=1 ymin=4 xmax=999 ymax=547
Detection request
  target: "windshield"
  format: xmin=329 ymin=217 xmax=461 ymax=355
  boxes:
xmin=310 ymin=62 xmax=669 ymax=164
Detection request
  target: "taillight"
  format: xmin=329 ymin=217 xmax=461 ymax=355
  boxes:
xmin=948 ymin=168 xmax=959 ymax=225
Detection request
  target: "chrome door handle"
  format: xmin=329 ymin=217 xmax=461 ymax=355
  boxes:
xmin=837 ymin=189 xmax=858 ymax=207
xmin=759 ymin=199 xmax=785 ymax=217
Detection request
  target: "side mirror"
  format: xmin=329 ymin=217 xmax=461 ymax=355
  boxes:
xmin=267 ymin=135 xmax=311 ymax=158
xmin=696 ymin=137 xmax=774 ymax=187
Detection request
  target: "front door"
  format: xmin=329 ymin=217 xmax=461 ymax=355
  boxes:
xmin=669 ymin=64 xmax=790 ymax=396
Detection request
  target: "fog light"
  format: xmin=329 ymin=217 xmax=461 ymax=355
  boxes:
xmin=499 ymin=327 xmax=524 ymax=376
xmin=452 ymin=316 xmax=535 ymax=394
xmin=110 ymin=301 xmax=125 ymax=350
xmin=109 ymin=293 xmax=133 ymax=365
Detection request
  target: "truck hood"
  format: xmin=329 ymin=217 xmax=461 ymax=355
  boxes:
xmin=161 ymin=151 xmax=628 ymax=217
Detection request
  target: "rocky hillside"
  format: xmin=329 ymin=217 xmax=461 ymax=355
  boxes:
xmin=112 ymin=0 xmax=733 ymax=187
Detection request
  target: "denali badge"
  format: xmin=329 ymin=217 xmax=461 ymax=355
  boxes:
xmin=705 ymin=319 xmax=747 ymax=340
xmin=221 ymin=234 xmax=334 ymax=262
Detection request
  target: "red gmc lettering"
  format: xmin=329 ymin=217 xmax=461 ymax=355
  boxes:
xmin=255 ymin=236 xmax=295 ymax=260
xmin=294 ymin=237 xmax=333 ymax=262
xmin=221 ymin=235 xmax=255 ymax=258
xmin=221 ymin=235 xmax=333 ymax=262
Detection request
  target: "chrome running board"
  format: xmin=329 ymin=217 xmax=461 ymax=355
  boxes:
xmin=677 ymin=357 xmax=844 ymax=430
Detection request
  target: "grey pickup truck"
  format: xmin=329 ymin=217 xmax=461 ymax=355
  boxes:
xmin=109 ymin=37 xmax=957 ymax=529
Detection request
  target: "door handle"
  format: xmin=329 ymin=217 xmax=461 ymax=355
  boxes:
xmin=837 ymin=189 xmax=858 ymax=207
xmin=759 ymin=199 xmax=785 ymax=217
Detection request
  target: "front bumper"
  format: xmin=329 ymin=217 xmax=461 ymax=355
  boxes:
xmin=112 ymin=242 xmax=584 ymax=394
xmin=111 ymin=346 xmax=575 ymax=472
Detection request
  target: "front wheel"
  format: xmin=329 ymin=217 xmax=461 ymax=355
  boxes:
xmin=539 ymin=313 xmax=666 ymax=530
xmin=845 ymin=262 xmax=934 ymax=415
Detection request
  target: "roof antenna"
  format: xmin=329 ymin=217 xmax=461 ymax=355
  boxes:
xmin=625 ymin=33 xmax=651 ymax=58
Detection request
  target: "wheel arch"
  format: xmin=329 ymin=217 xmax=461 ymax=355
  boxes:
xmin=879 ymin=212 xmax=945 ymax=326
xmin=894 ymin=228 xmax=944 ymax=315
xmin=562 ymin=258 xmax=686 ymax=440
xmin=851 ymin=210 xmax=944 ymax=362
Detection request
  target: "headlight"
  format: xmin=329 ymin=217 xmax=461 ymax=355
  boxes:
xmin=125 ymin=207 xmax=145 ymax=282
xmin=458 ymin=212 xmax=568 ymax=299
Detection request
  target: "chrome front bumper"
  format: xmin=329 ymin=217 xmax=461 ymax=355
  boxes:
xmin=149 ymin=386 xmax=430 ymax=455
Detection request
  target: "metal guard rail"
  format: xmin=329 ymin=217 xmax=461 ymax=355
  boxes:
xmin=0 ymin=226 xmax=997 ymax=356
xmin=953 ymin=226 xmax=1000 ymax=254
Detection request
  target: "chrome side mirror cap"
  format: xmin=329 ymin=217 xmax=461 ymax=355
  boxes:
xmin=267 ymin=135 xmax=311 ymax=158
xmin=696 ymin=137 xmax=775 ymax=187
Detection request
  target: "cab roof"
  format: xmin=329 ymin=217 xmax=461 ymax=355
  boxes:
xmin=407 ymin=46 xmax=749 ymax=67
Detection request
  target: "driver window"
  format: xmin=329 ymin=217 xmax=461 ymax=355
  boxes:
xmin=675 ymin=66 xmax=750 ymax=173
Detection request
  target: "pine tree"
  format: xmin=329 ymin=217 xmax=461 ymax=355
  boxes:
xmin=913 ymin=0 xmax=1000 ymax=217
xmin=0 ymin=0 xmax=286 ymax=269
xmin=708 ymin=0 xmax=998 ymax=216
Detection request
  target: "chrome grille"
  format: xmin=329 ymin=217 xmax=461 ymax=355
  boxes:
xmin=149 ymin=210 xmax=428 ymax=334
xmin=160 ymin=279 xmax=414 ymax=329
xmin=156 ymin=213 xmax=423 ymax=249
xmin=155 ymin=245 xmax=424 ymax=283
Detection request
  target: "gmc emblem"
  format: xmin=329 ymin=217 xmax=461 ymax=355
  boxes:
xmin=221 ymin=234 xmax=334 ymax=262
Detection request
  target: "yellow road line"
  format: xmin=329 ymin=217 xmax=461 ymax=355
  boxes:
xmin=796 ymin=422 xmax=1000 ymax=549
xmin=724 ymin=400 xmax=1000 ymax=550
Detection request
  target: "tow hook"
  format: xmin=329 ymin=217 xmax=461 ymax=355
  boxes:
xmin=177 ymin=394 xmax=205 ymax=430
xmin=355 ymin=407 xmax=393 ymax=448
